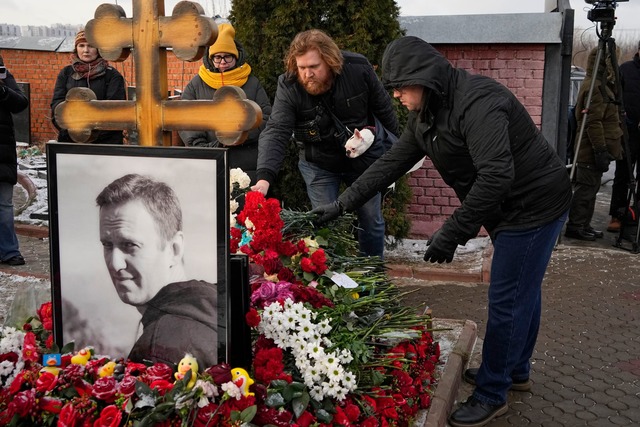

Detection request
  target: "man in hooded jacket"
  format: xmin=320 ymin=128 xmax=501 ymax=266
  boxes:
xmin=311 ymin=36 xmax=572 ymax=427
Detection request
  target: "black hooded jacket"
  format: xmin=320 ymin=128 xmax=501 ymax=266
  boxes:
xmin=338 ymin=37 xmax=572 ymax=243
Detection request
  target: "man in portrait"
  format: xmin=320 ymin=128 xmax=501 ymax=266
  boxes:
xmin=96 ymin=173 xmax=218 ymax=368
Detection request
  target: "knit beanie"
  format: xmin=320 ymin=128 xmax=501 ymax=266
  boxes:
xmin=210 ymin=23 xmax=238 ymax=58
xmin=75 ymin=30 xmax=87 ymax=48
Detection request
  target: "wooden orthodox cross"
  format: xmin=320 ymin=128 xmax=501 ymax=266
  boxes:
xmin=54 ymin=0 xmax=261 ymax=146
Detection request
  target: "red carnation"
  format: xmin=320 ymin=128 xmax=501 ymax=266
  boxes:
xmin=37 ymin=302 xmax=54 ymax=331
xmin=246 ymin=308 xmax=261 ymax=327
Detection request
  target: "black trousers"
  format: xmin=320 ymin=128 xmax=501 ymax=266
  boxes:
xmin=567 ymin=164 xmax=602 ymax=230
xmin=609 ymin=123 xmax=639 ymax=218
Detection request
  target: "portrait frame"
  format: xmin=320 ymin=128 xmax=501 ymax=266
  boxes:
xmin=47 ymin=143 xmax=234 ymax=366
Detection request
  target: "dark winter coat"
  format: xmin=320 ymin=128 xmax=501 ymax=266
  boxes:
xmin=256 ymin=51 xmax=399 ymax=183
xmin=128 ymin=280 xmax=218 ymax=369
xmin=179 ymin=43 xmax=272 ymax=182
xmin=339 ymin=36 xmax=572 ymax=244
xmin=574 ymin=48 xmax=623 ymax=165
xmin=619 ymin=52 xmax=640 ymax=125
xmin=50 ymin=64 xmax=126 ymax=144
xmin=0 ymin=70 xmax=29 ymax=185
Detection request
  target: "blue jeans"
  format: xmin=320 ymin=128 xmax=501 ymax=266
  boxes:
xmin=473 ymin=211 xmax=568 ymax=405
xmin=0 ymin=182 xmax=21 ymax=261
xmin=298 ymin=159 xmax=385 ymax=258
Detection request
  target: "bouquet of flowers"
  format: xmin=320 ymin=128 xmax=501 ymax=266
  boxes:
xmin=0 ymin=182 xmax=439 ymax=426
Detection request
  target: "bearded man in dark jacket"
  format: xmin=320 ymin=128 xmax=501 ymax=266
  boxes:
xmin=312 ymin=37 xmax=572 ymax=427
xmin=252 ymin=29 xmax=398 ymax=258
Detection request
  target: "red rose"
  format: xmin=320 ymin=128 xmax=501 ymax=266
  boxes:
xmin=193 ymin=402 xmax=220 ymax=427
xmin=205 ymin=363 xmax=232 ymax=385
xmin=149 ymin=379 xmax=174 ymax=395
xmin=343 ymin=402 xmax=360 ymax=422
xmin=92 ymin=376 xmax=117 ymax=402
xmin=36 ymin=371 xmax=58 ymax=393
xmin=39 ymin=396 xmax=64 ymax=414
xmin=7 ymin=389 xmax=35 ymax=418
xmin=117 ymin=375 xmax=137 ymax=397
xmin=93 ymin=404 xmax=122 ymax=427
xmin=45 ymin=334 xmax=54 ymax=349
xmin=145 ymin=363 xmax=174 ymax=383
xmin=58 ymin=403 xmax=80 ymax=427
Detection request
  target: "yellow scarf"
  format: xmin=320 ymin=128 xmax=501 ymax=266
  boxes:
xmin=198 ymin=63 xmax=252 ymax=89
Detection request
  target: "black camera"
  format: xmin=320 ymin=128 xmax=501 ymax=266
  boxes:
xmin=585 ymin=0 xmax=628 ymax=24
xmin=0 ymin=66 xmax=6 ymax=74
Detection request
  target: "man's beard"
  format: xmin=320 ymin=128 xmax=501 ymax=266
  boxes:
xmin=299 ymin=75 xmax=333 ymax=96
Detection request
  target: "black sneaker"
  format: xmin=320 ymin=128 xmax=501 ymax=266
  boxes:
xmin=1 ymin=255 xmax=26 ymax=266
xmin=564 ymin=228 xmax=596 ymax=241
xmin=584 ymin=226 xmax=604 ymax=238
xmin=463 ymin=368 xmax=532 ymax=392
xmin=448 ymin=396 xmax=508 ymax=427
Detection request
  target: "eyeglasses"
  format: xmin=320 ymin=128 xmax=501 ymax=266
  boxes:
xmin=212 ymin=54 xmax=235 ymax=64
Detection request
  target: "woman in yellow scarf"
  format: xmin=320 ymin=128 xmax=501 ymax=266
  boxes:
xmin=179 ymin=23 xmax=272 ymax=183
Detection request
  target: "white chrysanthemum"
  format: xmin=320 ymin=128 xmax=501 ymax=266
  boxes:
xmin=317 ymin=318 xmax=332 ymax=334
xmin=230 ymin=214 xmax=237 ymax=228
xmin=342 ymin=371 xmax=357 ymax=390
xmin=339 ymin=348 xmax=354 ymax=364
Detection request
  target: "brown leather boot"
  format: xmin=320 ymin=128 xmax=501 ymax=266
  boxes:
xmin=607 ymin=217 xmax=621 ymax=232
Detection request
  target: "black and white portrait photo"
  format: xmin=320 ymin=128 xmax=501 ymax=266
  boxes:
xmin=47 ymin=144 xmax=228 ymax=367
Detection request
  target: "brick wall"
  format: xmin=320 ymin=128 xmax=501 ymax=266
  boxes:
xmin=1 ymin=49 xmax=200 ymax=143
xmin=3 ymin=43 xmax=546 ymax=240
xmin=406 ymin=44 xmax=545 ymax=239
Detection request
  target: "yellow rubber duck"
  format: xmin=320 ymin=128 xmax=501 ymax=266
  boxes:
xmin=231 ymin=367 xmax=255 ymax=397
xmin=39 ymin=366 xmax=62 ymax=376
xmin=174 ymin=353 xmax=198 ymax=389
xmin=70 ymin=348 xmax=92 ymax=365
xmin=98 ymin=361 xmax=117 ymax=378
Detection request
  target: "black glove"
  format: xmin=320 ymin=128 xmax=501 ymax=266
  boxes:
xmin=594 ymin=148 xmax=611 ymax=173
xmin=309 ymin=200 xmax=344 ymax=225
xmin=424 ymin=229 xmax=458 ymax=264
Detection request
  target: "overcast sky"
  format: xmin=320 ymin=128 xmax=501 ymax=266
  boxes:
xmin=2 ymin=0 xmax=638 ymax=33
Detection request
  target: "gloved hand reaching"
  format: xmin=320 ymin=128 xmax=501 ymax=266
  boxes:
xmin=594 ymin=147 xmax=611 ymax=173
xmin=309 ymin=200 xmax=344 ymax=225
xmin=424 ymin=229 xmax=458 ymax=263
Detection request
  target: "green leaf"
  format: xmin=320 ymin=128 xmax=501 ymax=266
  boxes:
xmin=371 ymin=369 xmax=386 ymax=386
xmin=240 ymin=405 xmax=258 ymax=422
xmin=60 ymin=342 xmax=75 ymax=354
xmin=265 ymin=391 xmax=286 ymax=407
xmin=270 ymin=379 xmax=289 ymax=389
xmin=292 ymin=392 xmax=310 ymax=418
xmin=315 ymin=409 xmax=333 ymax=424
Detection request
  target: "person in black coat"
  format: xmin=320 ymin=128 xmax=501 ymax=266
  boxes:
xmin=607 ymin=41 xmax=640 ymax=232
xmin=0 ymin=53 xmax=29 ymax=266
xmin=311 ymin=37 xmax=572 ymax=427
xmin=50 ymin=30 xmax=126 ymax=144
xmin=252 ymin=29 xmax=399 ymax=258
